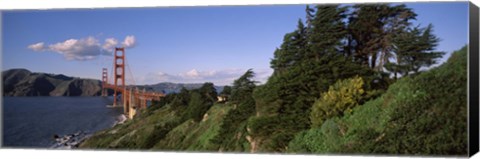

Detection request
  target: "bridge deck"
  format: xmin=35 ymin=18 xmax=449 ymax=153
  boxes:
xmin=103 ymin=84 xmax=165 ymax=100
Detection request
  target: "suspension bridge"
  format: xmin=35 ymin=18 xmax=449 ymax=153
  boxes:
xmin=101 ymin=47 xmax=165 ymax=119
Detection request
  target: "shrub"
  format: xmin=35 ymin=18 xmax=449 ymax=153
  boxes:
xmin=310 ymin=76 xmax=366 ymax=127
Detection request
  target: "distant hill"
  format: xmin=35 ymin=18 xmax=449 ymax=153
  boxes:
xmin=2 ymin=69 xmax=105 ymax=96
xmin=137 ymin=82 xmax=224 ymax=94
xmin=2 ymin=69 xmax=225 ymax=96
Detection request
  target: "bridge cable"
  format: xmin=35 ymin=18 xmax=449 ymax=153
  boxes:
xmin=125 ymin=58 xmax=137 ymax=87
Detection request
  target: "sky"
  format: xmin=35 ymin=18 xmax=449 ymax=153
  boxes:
xmin=1 ymin=2 xmax=469 ymax=86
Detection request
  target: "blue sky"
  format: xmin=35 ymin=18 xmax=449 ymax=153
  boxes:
xmin=2 ymin=2 xmax=469 ymax=86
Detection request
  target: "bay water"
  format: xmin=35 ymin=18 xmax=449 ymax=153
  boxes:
xmin=2 ymin=97 xmax=123 ymax=148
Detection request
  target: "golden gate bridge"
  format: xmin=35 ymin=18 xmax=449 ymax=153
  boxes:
xmin=101 ymin=47 xmax=165 ymax=119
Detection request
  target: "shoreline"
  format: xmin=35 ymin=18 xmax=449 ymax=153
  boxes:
xmin=52 ymin=114 xmax=128 ymax=149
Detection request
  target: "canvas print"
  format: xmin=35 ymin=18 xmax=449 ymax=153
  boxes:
xmin=1 ymin=1 xmax=473 ymax=156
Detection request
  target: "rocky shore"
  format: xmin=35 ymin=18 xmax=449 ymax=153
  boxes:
xmin=51 ymin=131 xmax=91 ymax=149
xmin=51 ymin=114 xmax=128 ymax=149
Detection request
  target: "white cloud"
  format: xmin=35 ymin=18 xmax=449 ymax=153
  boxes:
xmin=141 ymin=68 xmax=273 ymax=86
xmin=27 ymin=35 xmax=136 ymax=61
xmin=183 ymin=69 xmax=201 ymax=79
xmin=102 ymin=38 xmax=118 ymax=52
xmin=122 ymin=35 xmax=136 ymax=48
xmin=27 ymin=42 xmax=46 ymax=51
xmin=47 ymin=36 xmax=107 ymax=61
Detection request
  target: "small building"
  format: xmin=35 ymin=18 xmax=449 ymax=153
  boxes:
xmin=217 ymin=95 xmax=227 ymax=102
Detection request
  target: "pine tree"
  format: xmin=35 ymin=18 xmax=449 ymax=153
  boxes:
xmin=414 ymin=24 xmax=444 ymax=72
xmin=270 ymin=19 xmax=307 ymax=74
xmin=230 ymin=69 xmax=256 ymax=103
xmin=386 ymin=24 xmax=444 ymax=77
xmin=305 ymin=5 xmax=315 ymax=35
xmin=377 ymin=4 xmax=416 ymax=72
xmin=308 ymin=5 xmax=347 ymax=61
xmin=348 ymin=4 xmax=416 ymax=71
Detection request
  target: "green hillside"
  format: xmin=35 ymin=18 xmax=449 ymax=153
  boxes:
xmin=79 ymin=4 xmax=468 ymax=156
xmin=80 ymin=45 xmax=467 ymax=156
xmin=287 ymin=46 xmax=467 ymax=156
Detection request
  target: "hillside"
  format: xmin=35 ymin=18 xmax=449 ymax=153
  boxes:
xmin=79 ymin=4 xmax=467 ymax=155
xmin=2 ymin=69 xmax=105 ymax=96
xmin=79 ymin=46 xmax=468 ymax=156
xmin=289 ymin=45 xmax=468 ymax=155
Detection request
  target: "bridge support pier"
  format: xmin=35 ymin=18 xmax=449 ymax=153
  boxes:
xmin=113 ymin=47 xmax=126 ymax=107
xmin=123 ymin=88 xmax=129 ymax=115
xmin=101 ymin=68 xmax=108 ymax=96
xmin=128 ymin=88 xmax=137 ymax=119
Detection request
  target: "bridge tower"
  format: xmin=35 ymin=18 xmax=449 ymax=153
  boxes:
xmin=113 ymin=47 xmax=126 ymax=106
xmin=101 ymin=68 xmax=108 ymax=96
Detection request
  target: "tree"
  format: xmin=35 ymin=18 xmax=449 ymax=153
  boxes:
xmin=230 ymin=69 xmax=256 ymax=102
xmin=182 ymin=91 xmax=211 ymax=122
xmin=376 ymin=4 xmax=417 ymax=72
xmin=348 ymin=4 xmax=416 ymax=70
xmin=250 ymin=5 xmax=378 ymax=152
xmin=170 ymin=87 xmax=190 ymax=109
xmin=414 ymin=24 xmax=445 ymax=72
xmin=305 ymin=5 xmax=315 ymax=32
xmin=308 ymin=5 xmax=348 ymax=61
xmin=219 ymin=85 xmax=232 ymax=101
xmin=270 ymin=20 xmax=307 ymax=74
xmin=386 ymin=24 xmax=444 ymax=77
xmin=199 ymin=82 xmax=217 ymax=104
xmin=211 ymin=70 xmax=257 ymax=151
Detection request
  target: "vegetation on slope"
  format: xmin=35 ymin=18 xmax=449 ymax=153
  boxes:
xmin=80 ymin=3 xmax=467 ymax=156
xmin=80 ymin=77 xmax=252 ymax=151
xmin=288 ymin=46 xmax=468 ymax=156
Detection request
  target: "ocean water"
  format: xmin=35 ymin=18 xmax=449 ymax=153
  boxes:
xmin=2 ymin=97 xmax=123 ymax=148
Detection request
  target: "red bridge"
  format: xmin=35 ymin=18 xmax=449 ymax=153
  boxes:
xmin=101 ymin=47 xmax=165 ymax=119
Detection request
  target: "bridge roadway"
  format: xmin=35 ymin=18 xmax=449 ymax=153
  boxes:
xmin=103 ymin=83 xmax=165 ymax=119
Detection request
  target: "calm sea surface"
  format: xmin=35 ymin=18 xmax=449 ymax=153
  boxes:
xmin=2 ymin=97 xmax=123 ymax=148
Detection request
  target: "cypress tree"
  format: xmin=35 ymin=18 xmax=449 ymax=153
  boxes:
xmin=270 ymin=20 xmax=307 ymax=74
xmin=308 ymin=5 xmax=347 ymax=61
xmin=348 ymin=4 xmax=416 ymax=70
xmin=386 ymin=24 xmax=444 ymax=77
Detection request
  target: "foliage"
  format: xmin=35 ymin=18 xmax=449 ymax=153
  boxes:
xmin=81 ymin=3 xmax=459 ymax=155
xmin=211 ymin=70 xmax=257 ymax=151
xmin=288 ymin=46 xmax=468 ymax=155
xmin=270 ymin=20 xmax=307 ymax=73
xmin=199 ymin=82 xmax=218 ymax=103
xmin=219 ymin=85 xmax=232 ymax=101
xmin=181 ymin=92 xmax=211 ymax=122
xmin=310 ymin=76 xmax=367 ymax=127
xmin=170 ymin=87 xmax=191 ymax=110
xmin=348 ymin=4 xmax=416 ymax=69
xmin=153 ymin=104 xmax=232 ymax=151
xmin=386 ymin=24 xmax=445 ymax=77
xmin=307 ymin=5 xmax=347 ymax=61
xmin=250 ymin=4 xmax=379 ymax=152
xmin=230 ymin=69 xmax=256 ymax=102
